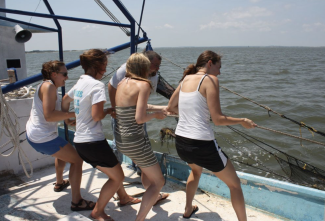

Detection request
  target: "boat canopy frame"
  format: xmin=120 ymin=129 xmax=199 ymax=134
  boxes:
xmin=0 ymin=0 xmax=149 ymax=94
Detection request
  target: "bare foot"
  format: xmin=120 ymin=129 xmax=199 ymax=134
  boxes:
xmin=90 ymin=210 xmax=114 ymax=221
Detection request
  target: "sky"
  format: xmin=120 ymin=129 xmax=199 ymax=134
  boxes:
xmin=3 ymin=0 xmax=325 ymax=51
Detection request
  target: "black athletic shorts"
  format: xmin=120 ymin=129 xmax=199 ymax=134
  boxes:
xmin=74 ymin=139 xmax=119 ymax=168
xmin=175 ymin=135 xmax=228 ymax=172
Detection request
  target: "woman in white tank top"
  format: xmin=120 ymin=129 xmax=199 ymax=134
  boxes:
xmin=167 ymin=50 xmax=256 ymax=220
xmin=26 ymin=60 xmax=95 ymax=211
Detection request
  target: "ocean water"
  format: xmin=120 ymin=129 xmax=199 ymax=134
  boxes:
xmin=25 ymin=47 xmax=325 ymax=180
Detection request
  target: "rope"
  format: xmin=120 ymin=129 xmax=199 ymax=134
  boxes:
xmin=0 ymin=88 xmax=33 ymax=178
xmin=94 ymin=0 xmax=131 ymax=36
xmin=117 ymin=0 xmax=146 ymax=34
xmin=2 ymin=86 xmax=36 ymax=100
xmin=152 ymin=53 xmax=324 ymax=138
xmin=159 ymin=53 xmax=185 ymax=70
xmin=256 ymin=125 xmax=325 ymax=147
xmin=27 ymin=0 xmax=42 ymax=26
xmin=220 ymin=85 xmax=325 ymax=138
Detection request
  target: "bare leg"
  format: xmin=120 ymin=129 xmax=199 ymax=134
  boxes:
xmin=141 ymin=172 xmax=150 ymax=189
xmin=141 ymin=171 xmax=168 ymax=204
xmin=214 ymin=160 xmax=247 ymax=221
xmin=55 ymin=158 xmax=66 ymax=186
xmin=135 ymin=163 xmax=164 ymax=221
xmin=52 ymin=143 xmax=83 ymax=204
xmin=183 ymin=164 xmax=202 ymax=217
xmin=91 ymin=163 xmax=124 ymax=221
xmin=116 ymin=184 xmax=141 ymax=205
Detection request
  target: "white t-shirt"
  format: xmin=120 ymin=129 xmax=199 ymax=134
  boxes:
xmin=109 ymin=63 xmax=158 ymax=94
xmin=67 ymin=75 xmax=106 ymax=143
xmin=26 ymin=80 xmax=60 ymax=143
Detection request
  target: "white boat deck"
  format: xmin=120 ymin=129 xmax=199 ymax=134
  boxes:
xmin=0 ymin=163 xmax=287 ymax=221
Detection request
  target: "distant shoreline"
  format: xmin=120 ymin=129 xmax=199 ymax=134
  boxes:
xmin=25 ymin=50 xmax=82 ymax=53
xmin=25 ymin=46 xmax=325 ymax=53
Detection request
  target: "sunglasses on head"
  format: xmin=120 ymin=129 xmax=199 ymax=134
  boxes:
xmin=57 ymin=72 xmax=68 ymax=77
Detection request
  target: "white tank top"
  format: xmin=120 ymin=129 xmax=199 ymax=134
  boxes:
xmin=26 ymin=80 xmax=61 ymax=143
xmin=175 ymin=74 xmax=215 ymax=140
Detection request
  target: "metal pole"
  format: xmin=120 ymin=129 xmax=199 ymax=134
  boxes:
xmin=1 ymin=37 xmax=149 ymax=94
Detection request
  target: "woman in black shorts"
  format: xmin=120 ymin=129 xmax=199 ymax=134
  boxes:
xmin=167 ymin=50 xmax=256 ymax=220
xmin=62 ymin=49 xmax=123 ymax=221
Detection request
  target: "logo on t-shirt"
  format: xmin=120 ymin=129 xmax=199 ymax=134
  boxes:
xmin=74 ymin=90 xmax=83 ymax=114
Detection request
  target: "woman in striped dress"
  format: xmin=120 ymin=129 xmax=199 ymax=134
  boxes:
xmin=114 ymin=53 xmax=168 ymax=221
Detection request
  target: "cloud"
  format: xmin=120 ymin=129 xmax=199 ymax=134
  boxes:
xmin=283 ymin=19 xmax=292 ymax=23
xmin=303 ymin=22 xmax=325 ymax=32
xmin=200 ymin=20 xmax=273 ymax=32
xmin=283 ymin=4 xmax=293 ymax=9
xmin=164 ymin=24 xmax=174 ymax=29
xmin=155 ymin=24 xmax=174 ymax=29
xmin=249 ymin=0 xmax=261 ymax=3
xmin=223 ymin=6 xmax=272 ymax=20
xmin=200 ymin=7 xmax=274 ymax=32
xmin=81 ymin=24 xmax=100 ymax=31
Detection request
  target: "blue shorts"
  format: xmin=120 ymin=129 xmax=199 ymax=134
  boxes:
xmin=26 ymin=135 xmax=68 ymax=155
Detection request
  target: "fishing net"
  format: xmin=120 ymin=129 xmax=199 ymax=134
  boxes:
xmin=155 ymin=57 xmax=325 ymax=190
xmin=156 ymin=73 xmax=175 ymax=99
xmin=227 ymin=125 xmax=325 ymax=190
xmin=275 ymin=155 xmax=325 ymax=190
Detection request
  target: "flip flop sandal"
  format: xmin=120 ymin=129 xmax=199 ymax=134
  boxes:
xmin=71 ymin=199 xmax=96 ymax=211
xmin=153 ymin=193 xmax=169 ymax=206
xmin=183 ymin=205 xmax=199 ymax=219
xmin=118 ymin=197 xmax=141 ymax=207
xmin=53 ymin=179 xmax=70 ymax=192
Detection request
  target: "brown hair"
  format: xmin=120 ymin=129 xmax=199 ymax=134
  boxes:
xmin=142 ymin=50 xmax=161 ymax=61
xmin=41 ymin=60 xmax=65 ymax=81
xmin=80 ymin=49 xmax=108 ymax=77
xmin=180 ymin=50 xmax=222 ymax=82
xmin=125 ymin=53 xmax=152 ymax=88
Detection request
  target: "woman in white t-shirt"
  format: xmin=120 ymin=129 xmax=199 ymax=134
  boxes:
xmin=26 ymin=60 xmax=95 ymax=211
xmin=167 ymin=50 xmax=256 ymax=220
xmin=62 ymin=49 xmax=123 ymax=221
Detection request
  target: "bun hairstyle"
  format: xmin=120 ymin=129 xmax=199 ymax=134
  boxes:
xmin=125 ymin=53 xmax=152 ymax=88
xmin=180 ymin=50 xmax=222 ymax=82
xmin=41 ymin=60 xmax=65 ymax=81
xmin=80 ymin=49 xmax=108 ymax=76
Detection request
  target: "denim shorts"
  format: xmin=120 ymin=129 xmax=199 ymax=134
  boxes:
xmin=26 ymin=135 xmax=68 ymax=155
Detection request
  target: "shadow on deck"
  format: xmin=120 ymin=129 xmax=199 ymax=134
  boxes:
xmin=0 ymin=163 xmax=284 ymax=221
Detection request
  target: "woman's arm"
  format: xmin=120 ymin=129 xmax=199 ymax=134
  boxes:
xmin=91 ymin=101 xmax=112 ymax=122
xmin=135 ymin=82 xmax=166 ymax=124
xmin=61 ymin=94 xmax=76 ymax=125
xmin=146 ymin=104 xmax=167 ymax=112
xmin=166 ymin=84 xmax=181 ymax=114
xmin=42 ymin=83 xmax=75 ymax=122
xmin=206 ymin=76 xmax=256 ymax=128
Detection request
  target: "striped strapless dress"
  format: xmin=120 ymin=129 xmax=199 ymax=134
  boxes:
xmin=114 ymin=105 xmax=158 ymax=168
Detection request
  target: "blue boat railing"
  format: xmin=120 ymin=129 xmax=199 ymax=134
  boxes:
xmin=1 ymin=37 xmax=149 ymax=94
